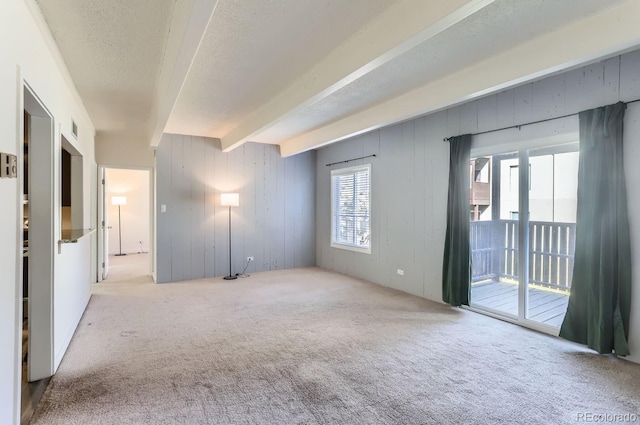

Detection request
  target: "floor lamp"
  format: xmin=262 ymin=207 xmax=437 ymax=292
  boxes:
xmin=221 ymin=193 xmax=239 ymax=280
xmin=112 ymin=196 xmax=127 ymax=256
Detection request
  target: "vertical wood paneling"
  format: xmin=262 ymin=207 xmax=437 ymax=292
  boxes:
xmin=477 ymin=96 xmax=498 ymax=133
xmin=243 ymin=144 xmax=257 ymax=274
xmin=412 ymin=117 xmax=427 ymax=296
xmin=446 ymin=106 xmax=461 ymax=136
xmin=296 ymin=150 xmax=316 ymax=267
xmin=357 ymin=131 xmax=381 ymax=285
xmin=316 ymin=147 xmax=332 ymax=269
xmin=496 ymin=90 xmax=515 ymax=129
xmin=170 ymin=135 xmax=185 ymax=282
xmin=424 ymin=110 xmax=449 ymax=301
xmin=564 ymin=66 xmax=590 ymax=113
xmin=513 ymin=83 xmax=534 ymax=124
xmin=274 ymin=148 xmax=286 ymax=270
xmin=284 ymin=155 xmax=296 ymax=269
xmin=603 ymin=56 xmax=620 ymax=101
xmin=459 ymin=101 xmax=478 ymax=134
xmin=190 ymin=136 xmax=205 ymax=279
xmin=156 ymin=134 xmax=173 ymax=283
xmin=157 ymin=137 xmax=315 ymax=282
xmin=262 ymin=146 xmax=272 ymax=270
xmin=620 ymin=50 xmax=640 ymax=101
xmin=181 ymin=136 xmax=193 ymax=280
xmin=204 ymin=139 xmax=216 ymax=277
xmin=230 ymin=146 xmax=243 ymax=275
xmin=254 ymin=144 xmax=266 ymax=271
xmin=581 ymin=63 xmax=607 ymax=106
xmin=213 ymin=140 xmax=227 ymax=277
xmin=532 ymin=73 xmax=565 ymax=120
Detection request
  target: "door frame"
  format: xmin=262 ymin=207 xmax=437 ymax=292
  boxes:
xmin=466 ymin=118 xmax=580 ymax=336
xmin=97 ymin=165 xmax=155 ymax=280
xmin=21 ymin=82 xmax=56 ymax=384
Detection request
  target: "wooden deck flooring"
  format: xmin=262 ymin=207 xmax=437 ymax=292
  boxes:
xmin=470 ymin=280 xmax=569 ymax=327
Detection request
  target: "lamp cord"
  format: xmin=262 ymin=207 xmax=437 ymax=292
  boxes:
xmin=237 ymin=259 xmax=252 ymax=278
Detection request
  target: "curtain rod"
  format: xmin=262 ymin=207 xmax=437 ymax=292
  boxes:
xmin=443 ymin=98 xmax=640 ymax=142
xmin=326 ymin=154 xmax=376 ymax=167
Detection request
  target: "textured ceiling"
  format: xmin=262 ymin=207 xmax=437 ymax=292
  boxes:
xmin=256 ymin=0 xmax=628 ymax=143
xmin=164 ymin=0 xmax=396 ymax=138
xmin=36 ymin=0 xmax=176 ymax=135
xmin=33 ymin=0 xmax=639 ymax=156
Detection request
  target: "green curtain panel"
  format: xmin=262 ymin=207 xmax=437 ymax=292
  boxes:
xmin=442 ymin=134 xmax=472 ymax=307
xmin=560 ymin=101 xmax=632 ymax=355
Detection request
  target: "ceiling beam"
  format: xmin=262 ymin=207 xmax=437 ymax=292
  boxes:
xmin=279 ymin=0 xmax=640 ymax=157
xmin=220 ymin=0 xmax=496 ymax=152
xmin=148 ymin=0 xmax=218 ymax=148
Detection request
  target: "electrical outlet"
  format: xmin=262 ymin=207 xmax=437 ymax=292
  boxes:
xmin=397 ymin=269 xmax=404 ymax=276
xmin=0 ymin=153 xmax=17 ymax=178
xmin=247 ymin=256 xmax=254 ymax=262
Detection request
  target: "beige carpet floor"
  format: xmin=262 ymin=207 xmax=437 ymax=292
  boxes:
xmin=30 ymin=266 xmax=640 ymax=424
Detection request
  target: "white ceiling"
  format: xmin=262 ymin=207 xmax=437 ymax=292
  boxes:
xmin=35 ymin=0 xmax=176 ymax=136
xmin=35 ymin=0 xmax=640 ymax=157
xmin=165 ymin=0 xmax=396 ymax=138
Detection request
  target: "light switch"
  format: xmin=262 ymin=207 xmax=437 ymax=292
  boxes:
xmin=161 ymin=204 xmax=166 ymax=213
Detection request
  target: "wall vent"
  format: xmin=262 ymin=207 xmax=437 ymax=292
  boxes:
xmin=71 ymin=119 xmax=78 ymax=139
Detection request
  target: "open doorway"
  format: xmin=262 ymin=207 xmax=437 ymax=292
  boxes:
xmin=98 ymin=167 xmax=152 ymax=282
xmin=21 ymin=86 xmax=55 ymax=423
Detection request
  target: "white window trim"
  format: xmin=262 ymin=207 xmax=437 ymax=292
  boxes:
xmin=330 ymin=163 xmax=372 ymax=254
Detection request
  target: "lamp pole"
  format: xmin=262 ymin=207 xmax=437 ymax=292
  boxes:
xmin=116 ymin=203 xmax=124 ymax=256
xmin=224 ymin=204 xmax=235 ymax=279
xmin=221 ymin=193 xmax=239 ymax=280
xmin=112 ymin=196 xmax=127 ymax=256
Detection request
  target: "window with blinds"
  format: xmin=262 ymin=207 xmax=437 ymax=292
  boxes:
xmin=330 ymin=164 xmax=371 ymax=253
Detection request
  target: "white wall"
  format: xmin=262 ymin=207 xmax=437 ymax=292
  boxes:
xmin=317 ymin=51 xmax=640 ymax=363
xmin=0 ymin=1 xmax=96 ymax=424
xmin=96 ymin=132 xmax=155 ymax=168
xmin=106 ymin=168 xmax=150 ymax=255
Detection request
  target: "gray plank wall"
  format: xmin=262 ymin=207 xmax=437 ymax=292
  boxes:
xmin=157 ymin=135 xmax=316 ymax=283
xmin=316 ymin=49 xmax=640 ymax=308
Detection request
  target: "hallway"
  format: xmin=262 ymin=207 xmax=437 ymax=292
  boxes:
xmin=104 ymin=252 xmax=151 ymax=283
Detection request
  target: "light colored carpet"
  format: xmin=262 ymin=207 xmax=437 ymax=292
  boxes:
xmin=30 ymin=266 xmax=640 ymax=424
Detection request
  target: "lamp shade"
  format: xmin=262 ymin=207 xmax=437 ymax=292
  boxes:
xmin=221 ymin=193 xmax=239 ymax=207
xmin=112 ymin=196 xmax=127 ymax=206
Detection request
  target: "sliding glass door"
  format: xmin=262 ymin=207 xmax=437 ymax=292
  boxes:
xmin=469 ymin=143 xmax=578 ymax=331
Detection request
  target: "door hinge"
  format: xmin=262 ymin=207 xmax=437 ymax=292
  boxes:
xmin=102 ymin=262 xmax=105 ymax=268
xmin=102 ymin=178 xmax=105 ymax=185
xmin=102 ymin=220 xmax=105 ymax=227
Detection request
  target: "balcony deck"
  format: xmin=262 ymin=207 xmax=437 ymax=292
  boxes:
xmin=470 ymin=280 xmax=569 ymax=328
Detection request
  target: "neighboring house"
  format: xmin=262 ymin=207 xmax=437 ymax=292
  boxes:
xmin=471 ymin=151 xmax=579 ymax=223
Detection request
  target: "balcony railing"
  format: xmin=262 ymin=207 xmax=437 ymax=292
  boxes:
xmin=470 ymin=219 xmax=576 ymax=292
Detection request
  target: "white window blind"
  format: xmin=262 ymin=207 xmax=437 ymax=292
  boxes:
xmin=331 ymin=164 xmax=371 ymax=253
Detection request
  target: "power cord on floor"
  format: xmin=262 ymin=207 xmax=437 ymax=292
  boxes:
xmin=236 ymin=258 xmax=252 ymax=278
